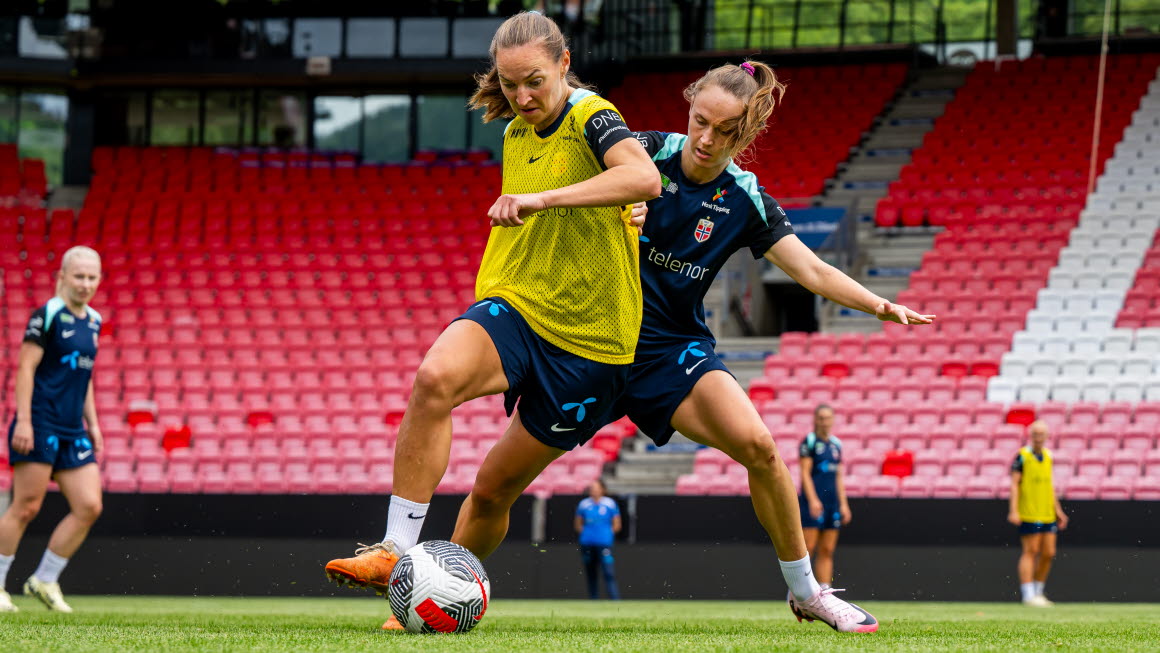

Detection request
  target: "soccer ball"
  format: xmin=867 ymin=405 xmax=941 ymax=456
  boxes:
xmin=387 ymin=540 xmax=490 ymax=633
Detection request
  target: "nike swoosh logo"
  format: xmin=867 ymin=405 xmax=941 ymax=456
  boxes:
xmin=407 ymin=512 xmax=425 ymax=520
xmin=62 ymin=330 xmax=75 ymax=338
xmin=77 ymin=450 xmax=92 ymax=459
xmin=550 ymin=423 xmax=576 ymax=432
xmin=685 ymin=359 xmax=708 ymax=375
xmin=528 ymin=154 xmax=546 ymax=164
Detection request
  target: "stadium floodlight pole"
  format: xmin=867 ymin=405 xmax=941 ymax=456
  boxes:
xmin=1085 ymin=0 xmax=1114 ymax=197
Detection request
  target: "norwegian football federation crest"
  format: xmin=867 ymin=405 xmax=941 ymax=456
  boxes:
xmin=694 ymin=217 xmax=714 ymax=243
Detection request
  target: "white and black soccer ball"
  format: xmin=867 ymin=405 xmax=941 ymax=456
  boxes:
xmin=387 ymin=540 xmax=490 ymax=634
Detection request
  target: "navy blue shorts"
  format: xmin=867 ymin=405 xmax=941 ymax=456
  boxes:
xmin=800 ymin=494 xmax=842 ymax=530
xmin=1019 ymin=521 xmax=1058 ymax=535
xmin=7 ymin=420 xmax=96 ymax=471
xmin=611 ymin=338 xmax=731 ymax=447
xmin=455 ymin=297 xmax=630 ymax=451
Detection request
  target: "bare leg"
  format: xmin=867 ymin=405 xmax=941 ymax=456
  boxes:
xmin=45 ymin=465 xmax=103 ymax=558
xmin=0 ymin=463 xmax=52 ymax=556
xmin=451 ymin=412 xmax=564 ymax=559
xmin=1033 ymin=532 xmax=1056 ymax=584
xmin=803 ymin=527 xmax=820 ymax=556
xmin=813 ymin=529 xmax=840 ymax=585
xmin=671 ymin=371 xmax=807 ymax=561
xmin=392 ymin=319 xmax=509 ymax=502
xmin=1019 ymin=533 xmax=1041 ymax=585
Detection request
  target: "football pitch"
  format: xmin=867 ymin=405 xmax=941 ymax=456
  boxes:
xmin=2 ymin=596 xmax=1158 ymax=652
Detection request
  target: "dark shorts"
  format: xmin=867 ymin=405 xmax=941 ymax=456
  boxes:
xmin=1019 ymin=521 xmax=1058 ymax=535
xmin=800 ymin=493 xmax=842 ymax=530
xmin=456 ymin=297 xmax=630 ymax=451
xmin=611 ymin=337 xmax=732 ymax=447
xmin=7 ymin=420 xmax=96 ymax=471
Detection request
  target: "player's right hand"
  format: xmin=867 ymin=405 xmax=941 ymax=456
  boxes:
xmin=1007 ymin=510 xmax=1021 ymax=526
xmin=11 ymin=420 xmax=34 ymax=455
xmin=809 ymin=498 xmax=823 ymax=519
xmin=488 ymin=192 xmax=547 ymax=227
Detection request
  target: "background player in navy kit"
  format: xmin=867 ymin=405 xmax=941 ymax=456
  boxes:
xmin=0 ymin=246 xmax=104 ymax=613
xmin=619 ymin=61 xmax=933 ymax=633
xmin=574 ymin=479 xmax=621 ymax=600
xmin=798 ymin=404 xmax=849 ymax=588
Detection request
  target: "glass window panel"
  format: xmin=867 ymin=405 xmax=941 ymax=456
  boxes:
xmin=258 ymin=91 xmax=306 ymax=147
xmin=0 ymin=87 xmax=16 ymax=143
xmin=468 ymin=106 xmax=505 ymax=161
xmin=204 ymin=91 xmax=252 ymax=146
xmin=313 ymin=96 xmax=361 ymax=153
xmin=17 ymin=89 xmax=68 ymax=187
xmin=151 ymin=90 xmax=199 ymax=146
xmin=363 ymin=95 xmax=410 ymax=163
xmin=417 ymin=95 xmax=467 ymax=152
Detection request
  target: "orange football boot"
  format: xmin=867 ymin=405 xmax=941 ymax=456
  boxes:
xmin=381 ymin=614 xmax=405 ymax=631
xmin=324 ymin=542 xmax=400 ymax=595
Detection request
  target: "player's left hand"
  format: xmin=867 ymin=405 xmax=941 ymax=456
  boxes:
xmin=1058 ymin=513 xmax=1069 ymax=531
xmin=90 ymin=427 xmax=103 ymax=457
xmin=488 ymin=193 xmax=548 ymax=227
xmin=840 ymin=504 xmax=852 ymax=526
xmin=629 ymin=201 xmax=648 ymax=230
xmin=875 ymin=301 xmax=935 ymax=325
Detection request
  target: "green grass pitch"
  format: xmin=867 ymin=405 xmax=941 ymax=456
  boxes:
xmin=1 ymin=596 xmax=1158 ymax=652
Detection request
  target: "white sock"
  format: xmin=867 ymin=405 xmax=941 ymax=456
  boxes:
xmin=1034 ymin=581 xmax=1045 ymax=596
xmin=383 ymin=495 xmax=429 ymax=552
xmin=0 ymin=554 xmax=13 ymax=589
xmin=33 ymin=549 xmax=69 ymax=584
xmin=778 ymin=554 xmax=822 ymax=603
xmin=1021 ymin=582 xmax=1036 ymax=602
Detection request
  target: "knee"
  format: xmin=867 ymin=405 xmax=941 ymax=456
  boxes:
xmin=729 ymin=431 xmax=780 ymax=473
xmin=10 ymin=497 xmax=43 ymax=525
xmin=467 ymin=479 xmax=520 ymax=515
xmin=73 ymin=499 xmax=102 ymax=524
xmin=815 ymin=539 xmax=837 ymax=557
xmin=411 ymin=359 xmax=462 ymax=406
xmin=1040 ymin=544 xmax=1056 ymax=560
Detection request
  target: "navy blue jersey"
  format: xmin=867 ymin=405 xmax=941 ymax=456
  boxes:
xmin=21 ymin=297 xmax=101 ymax=433
xmin=799 ymin=432 xmax=842 ymax=495
xmin=632 ymin=131 xmax=794 ymax=346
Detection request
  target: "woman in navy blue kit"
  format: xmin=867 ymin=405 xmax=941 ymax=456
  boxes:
xmin=618 ymin=61 xmax=934 ymax=632
xmin=0 ymin=246 xmax=104 ymax=614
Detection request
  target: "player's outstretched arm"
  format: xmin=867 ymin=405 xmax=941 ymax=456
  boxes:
xmin=489 ymin=138 xmax=659 ymax=227
xmin=764 ymin=234 xmax=934 ymax=325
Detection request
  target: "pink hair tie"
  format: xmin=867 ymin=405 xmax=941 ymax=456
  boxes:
xmin=740 ymin=62 xmax=755 ymax=76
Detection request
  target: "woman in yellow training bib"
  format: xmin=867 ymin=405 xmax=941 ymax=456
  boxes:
xmin=1008 ymin=420 xmax=1069 ymax=607
xmin=324 ymin=11 xmax=659 ymax=609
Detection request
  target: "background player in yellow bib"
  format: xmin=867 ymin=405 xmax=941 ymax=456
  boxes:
xmin=1008 ymin=420 xmax=1069 ymax=607
xmin=324 ymin=11 xmax=659 ymax=619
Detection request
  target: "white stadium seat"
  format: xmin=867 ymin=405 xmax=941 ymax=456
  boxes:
xmin=1082 ymin=314 xmax=1115 ymax=334
xmin=1025 ymin=310 xmax=1055 ymax=333
xmin=1000 ymin=352 xmax=1032 ymax=378
xmin=1112 ymin=380 xmax=1144 ymax=403
xmin=1049 ymin=378 xmax=1082 ymax=402
xmin=1070 ymin=334 xmax=1101 ymax=355
xmin=1136 ymin=329 xmax=1160 ymax=355
xmin=1036 ymin=289 xmax=1066 ymax=313
xmin=1122 ymin=356 xmax=1153 ymax=377
xmin=987 ymin=377 xmax=1018 ymax=403
xmin=1104 ymin=330 xmax=1135 ymax=354
xmin=1011 ymin=331 xmax=1041 ymax=354
xmin=1090 ymin=357 xmax=1123 ymax=378
xmin=1060 ymin=357 xmax=1091 ymax=377
xmin=1081 ymin=378 xmax=1114 ymax=402
xmin=1092 ymin=291 xmax=1123 ymax=313
xmin=1019 ymin=379 xmax=1051 ymax=403
xmin=1029 ymin=356 xmax=1060 ymax=378
xmin=1146 ymin=379 xmax=1160 ymax=402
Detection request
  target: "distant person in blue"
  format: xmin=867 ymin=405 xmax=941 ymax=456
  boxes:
xmin=798 ymin=404 xmax=849 ymax=589
xmin=616 ymin=60 xmax=933 ymax=632
xmin=0 ymin=246 xmax=104 ymax=614
xmin=574 ymin=480 xmax=621 ymax=600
